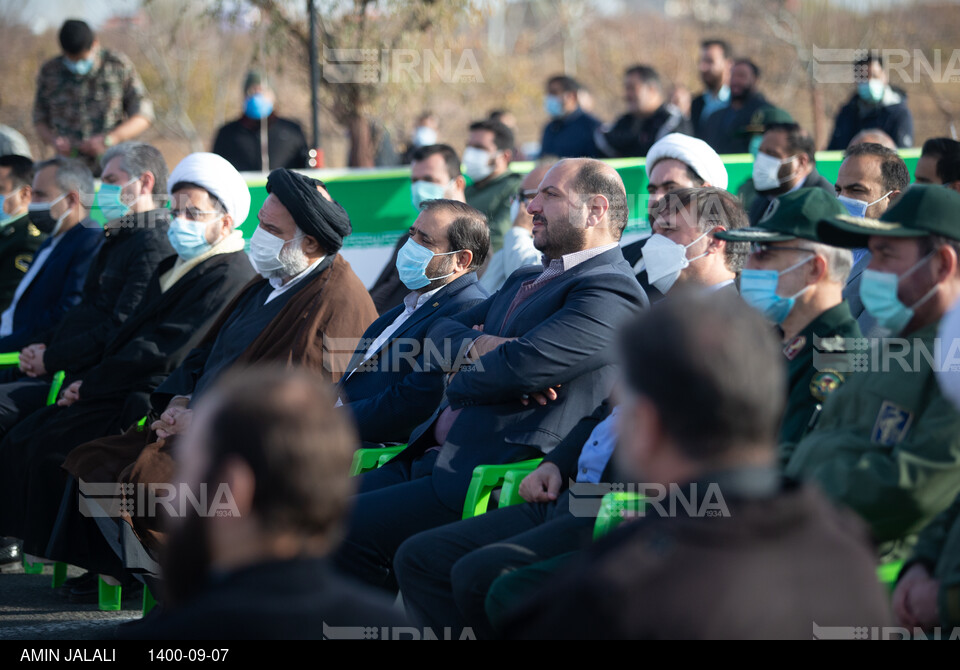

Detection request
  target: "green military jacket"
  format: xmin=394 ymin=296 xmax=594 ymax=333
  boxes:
xmin=778 ymin=300 xmax=862 ymax=456
xmin=465 ymin=171 xmax=522 ymax=253
xmin=0 ymin=213 xmax=44 ymax=312
xmin=906 ymin=496 xmax=960 ymax=629
xmin=785 ymin=321 xmax=960 ymax=561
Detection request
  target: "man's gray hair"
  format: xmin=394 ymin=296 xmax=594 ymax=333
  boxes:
xmin=795 ymin=240 xmax=854 ymax=285
xmin=34 ymin=157 xmax=94 ymax=210
xmin=101 ymin=142 xmax=169 ymax=195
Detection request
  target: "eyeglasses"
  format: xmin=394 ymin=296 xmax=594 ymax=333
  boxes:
xmin=170 ymin=207 xmax=221 ymax=221
xmin=510 ymin=189 xmax=539 ymax=204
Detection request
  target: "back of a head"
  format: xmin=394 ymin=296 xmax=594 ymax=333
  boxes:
xmin=620 ymin=290 xmax=784 ymax=461
xmin=921 ymin=137 xmax=960 ymax=161
xmin=411 ymin=143 xmax=461 ymax=182
xmin=843 ymin=142 xmax=909 ymax=193
xmin=35 ymin=157 xmax=94 ymax=207
xmin=0 ymin=155 xmax=35 ymax=188
xmin=419 ymin=199 xmax=490 ymax=269
xmin=469 ymin=119 xmax=514 ymax=153
xmin=101 ymin=142 xmax=169 ymax=195
xmin=569 ymin=159 xmax=628 ymax=239
xmin=202 ymin=366 xmax=357 ymax=538
xmin=59 ymin=19 xmax=94 ymax=56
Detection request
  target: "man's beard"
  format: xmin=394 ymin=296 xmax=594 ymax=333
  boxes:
xmin=419 ymin=253 xmax=457 ymax=293
xmin=533 ymin=212 xmax=587 ymax=260
xmin=263 ymin=240 xmax=311 ymax=280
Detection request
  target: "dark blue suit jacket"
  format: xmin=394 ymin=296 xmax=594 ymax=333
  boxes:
xmin=0 ymin=219 xmax=102 ymax=352
xmin=407 ymin=245 xmax=648 ymax=509
xmin=339 ymin=272 xmax=488 ymax=444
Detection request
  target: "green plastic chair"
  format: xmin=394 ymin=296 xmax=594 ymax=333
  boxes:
xmin=0 ymin=351 xmax=20 ymax=367
xmin=350 ymin=444 xmax=406 ymax=476
xmin=593 ymin=491 xmax=645 ymax=540
xmin=461 ymin=458 xmax=543 ymax=520
xmin=877 ymin=560 xmax=903 ymax=592
xmin=498 ymin=467 xmax=534 ymax=509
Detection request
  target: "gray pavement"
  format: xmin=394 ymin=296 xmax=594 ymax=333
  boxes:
xmin=0 ymin=562 xmax=142 ymax=640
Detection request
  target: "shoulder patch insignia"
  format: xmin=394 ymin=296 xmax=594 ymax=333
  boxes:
xmin=27 ymin=223 xmax=41 ymax=237
xmin=14 ymin=254 xmax=31 ymax=274
xmin=871 ymin=400 xmax=914 ymax=446
xmin=760 ymin=198 xmax=780 ymax=223
xmin=783 ymin=335 xmax=806 ymax=360
xmin=810 ymin=369 xmax=844 ymax=402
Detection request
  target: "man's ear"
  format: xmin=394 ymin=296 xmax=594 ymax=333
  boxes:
xmin=302 ymin=234 xmax=324 ymax=256
xmin=585 ymin=193 xmax=609 ymax=228
xmin=455 ymin=249 xmax=473 ymax=272
xmin=139 ymin=171 xmax=156 ymax=198
xmin=216 ymin=456 xmax=256 ymax=519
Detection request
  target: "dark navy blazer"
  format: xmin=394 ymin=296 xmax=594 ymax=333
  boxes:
xmin=339 ymin=272 xmax=488 ymax=444
xmin=406 ymin=245 xmax=648 ymax=509
xmin=0 ymin=219 xmax=102 ymax=352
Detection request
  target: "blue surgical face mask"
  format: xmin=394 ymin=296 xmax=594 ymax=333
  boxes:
xmin=64 ymin=56 xmax=94 ymax=76
xmin=411 ymin=180 xmax=449 ymax=212
xmin=860 ymin=253 xmax=939 ymax=334
xmin=396 ymin=237 xmax=461 ymax=290
xmin=413 ymin=126 xmax=438 ymax=147
xmin=857 ymin=79 xmax=885 ymax=103
xmin=740 ymin=254 xmax=815 ymax=324
xmin=837 ymin=191 xmax=892 ymax=218
xmin=544 ymin=95 xmax=564 ymax=118
xmin=168 ymin=216 xmax=216 ymax=261
xmin=96 ymin=177 xmax=138 ymax=221
xmin=245 ymin=93 xmax=274 ymax=120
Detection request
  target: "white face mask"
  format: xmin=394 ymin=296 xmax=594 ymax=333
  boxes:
xmin=462 ymin=146 xmax=495 ymax=182
xmin=247 ymin=226 xmax=305 ymax=277
xmin=752 ymin=152 xmax=799 ymax=192
xmin=642 ymin=230 xmax=710 ymax=294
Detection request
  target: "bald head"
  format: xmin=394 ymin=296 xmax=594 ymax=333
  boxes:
xmin=527 ymin=158 xmax=627 ymax=258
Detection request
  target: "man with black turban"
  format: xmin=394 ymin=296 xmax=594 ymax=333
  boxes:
xmin=38 ymin=168 xmax=377 ymax=585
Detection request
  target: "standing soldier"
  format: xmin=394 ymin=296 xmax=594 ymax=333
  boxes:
xmin=33 ymin=20 xmax=153 ymax=174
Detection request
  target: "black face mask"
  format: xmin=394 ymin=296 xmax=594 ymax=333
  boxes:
xmin=28 ymin=195 xmax=67 ymax=235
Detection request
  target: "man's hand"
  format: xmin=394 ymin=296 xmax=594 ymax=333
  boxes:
xmin=79 ymin=134 xmax=108 ymax=157
xmin=151 ymin=396 xmax=192 ymax=440
xmin=521 ymin=384 xmax=561 ymax=406
xmin=18 ymin=343 xmax=47 ymax=377
xmin=469 ymin=333 xmax=515 ymax=360
xmin=519 ymin=462 xmax=562 ymax=503
xmin=893 ymin=563 xmax=941 ymax=629
xmin=57 ymin=380 xmax=82 ymax=407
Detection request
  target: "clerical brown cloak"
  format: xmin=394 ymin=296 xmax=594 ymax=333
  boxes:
xmin=62 ymin=253 xmax=376 ymax=555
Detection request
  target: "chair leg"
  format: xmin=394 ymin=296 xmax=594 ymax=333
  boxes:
xmin=22 ymin=557 xmax=43 ymax=575
xmin=143 ymin=584 xmax=157 ymax=616
xmin=51 ymin=562 xmax=67 ymax=588
xmin=98 ymin=577 xmax=122 ymax=611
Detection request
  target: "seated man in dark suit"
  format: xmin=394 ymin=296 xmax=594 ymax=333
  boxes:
xmin=396 ymin=401 xmax=615 ymax=639
xmin=0 ymin=157 xmax=102 ymax=354
xmin=116 ymin=366 xmax=406 ymax=640
xmin=334 ymin=157 xmax=648 ymax=594
xmin=0 ymin=143 xmax=175 ymax=436
xmin=505 ymin=291 xmax=892 ymax=639
xmin=338 ymin=199 xmax=489 ymax=445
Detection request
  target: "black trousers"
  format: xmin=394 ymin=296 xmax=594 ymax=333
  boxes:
xmin=0 ymin=367 xmax=50 ymax=437
xmin=333 ymin=450 xmax=462 ymax=593
xmin=394 ymin=489 xmax=595 ymax=639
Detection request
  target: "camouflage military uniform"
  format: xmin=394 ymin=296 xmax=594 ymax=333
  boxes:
xmin=785 ymin=322 xmax=960 ymax=562
xmin=0 ymin=214 xmax=44 ymax=312
xmin=32 ymin=48 xmax=154 ymax=171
